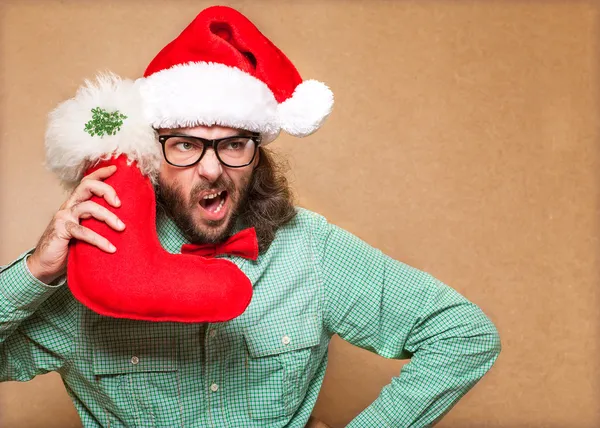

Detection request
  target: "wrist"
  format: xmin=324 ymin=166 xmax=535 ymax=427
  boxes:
xmin=26 ymin=254 xmax=62 ymax=285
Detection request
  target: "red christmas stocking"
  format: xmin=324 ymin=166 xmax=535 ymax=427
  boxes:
xmin=44 ymin=74 xmax=253 ymax=323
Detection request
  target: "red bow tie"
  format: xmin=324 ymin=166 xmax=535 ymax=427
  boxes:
xmin=181 ymin=227 xmax=259 ymax=261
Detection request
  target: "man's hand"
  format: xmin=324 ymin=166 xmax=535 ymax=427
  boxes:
xmin=27 ymin=165 xmax=125 ymax=284
xmin=306 ymin=416 xmax=331 ymax=428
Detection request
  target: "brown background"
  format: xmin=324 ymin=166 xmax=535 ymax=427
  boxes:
xmin=1 ymin=1 xmax=598 ymax=427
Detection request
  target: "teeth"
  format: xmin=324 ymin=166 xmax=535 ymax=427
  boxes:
xmin=203 ymin=190 xmax=224 ymax=200
xmin=214 ymin=197 xmax=225 ymax=213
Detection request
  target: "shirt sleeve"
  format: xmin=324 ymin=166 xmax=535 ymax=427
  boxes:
xmin=317 ymin=222 xmax=501 ymax=427
xmin=0 ymin=250 xmax=75 ymax=382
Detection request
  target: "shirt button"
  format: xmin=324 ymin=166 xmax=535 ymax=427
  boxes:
xmin=209 ymin=330 xmax=217 ymax=338
xmin=282 ymin=335 xmax=291 ymax=345
xmin=130 ymin=356 xmax=139 ymax=365
xmin=210 ymin=383 xmax=219 ymax=392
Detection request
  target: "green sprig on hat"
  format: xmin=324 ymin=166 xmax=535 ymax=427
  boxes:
xmin=84 ymin=107 xmax=128 ymax=137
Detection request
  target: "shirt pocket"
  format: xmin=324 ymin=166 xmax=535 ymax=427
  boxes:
xmin=244 ymin=313 xmax=321 ymax=420
xmin=92 ymin=336 xmax=182 ymax=427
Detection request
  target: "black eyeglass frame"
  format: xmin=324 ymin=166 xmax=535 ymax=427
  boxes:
xmin=158 ymin=133 xmax=262 ymax=168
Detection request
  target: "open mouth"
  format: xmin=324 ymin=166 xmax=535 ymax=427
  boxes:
xmin=199 ymin=190 xmax=228 ymax=215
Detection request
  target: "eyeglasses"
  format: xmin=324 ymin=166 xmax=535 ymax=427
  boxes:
xmin=158 ymin=134 xmax=261 ymax=168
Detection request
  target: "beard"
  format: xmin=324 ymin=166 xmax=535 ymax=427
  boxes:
xmin=155 ymin=173 xmax=251 ymax=245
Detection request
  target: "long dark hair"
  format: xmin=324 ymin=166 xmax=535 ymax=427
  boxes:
xmin=238 ymin=146 xmax=297 ymax=253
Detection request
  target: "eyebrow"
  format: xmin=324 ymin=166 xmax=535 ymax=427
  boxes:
xmin=163 ymin=131 xmax=257 ymax=138
xmin=235 ymin=131 xmax=257 ymax=138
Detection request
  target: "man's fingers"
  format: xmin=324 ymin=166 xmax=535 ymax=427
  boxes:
xmin=71 ymin=201 xmax=126 ymax=231
xmin=64 ymin=221 xmax=117 ymax=253
xmin=67 ymin=179 xmax=121 ymax=210
xmin=81 ymin=165 xmax=117 ymax=182
xmin=305 ymin=417 xmax=330 ymax=428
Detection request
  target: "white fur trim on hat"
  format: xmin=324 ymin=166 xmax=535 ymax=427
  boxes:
xmin=277 ymin=80 xmax=334 ymax=137
xmin=140 ymin=62 xmax=280 ymax=143
xmin=45 ymin=73 xmax=161 ymax=187
xmin=140 ymin=62 xmax=333 ymax=144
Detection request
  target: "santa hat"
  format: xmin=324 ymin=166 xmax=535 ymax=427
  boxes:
xmin=46 ymin=6 xmax=333 ymax=186
xmin=140 ymin=5 xmax=334 ymax=144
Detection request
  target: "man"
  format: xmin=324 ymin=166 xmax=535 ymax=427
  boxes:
xmin=0 ymin=5 xmax=501 ymax=428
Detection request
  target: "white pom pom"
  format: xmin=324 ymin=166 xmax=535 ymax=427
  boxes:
xmin=277 ymin=80 xmax=334 ymax=137
xmin=44 ymin=72 xmax=160 ymax=187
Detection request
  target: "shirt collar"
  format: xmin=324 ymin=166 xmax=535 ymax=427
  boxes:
xmin=156 ymin=209 xmax=188 ymax=254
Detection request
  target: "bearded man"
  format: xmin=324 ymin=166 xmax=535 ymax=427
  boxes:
xmin=0 ymin=6 xmax=500 ymax=428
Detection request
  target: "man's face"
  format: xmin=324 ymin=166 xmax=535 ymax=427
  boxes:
xmin=156 ymin=125 xmax=259 ymax=244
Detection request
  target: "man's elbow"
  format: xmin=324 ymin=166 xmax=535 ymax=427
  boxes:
xmin=476 ymin=310 xmax=502 ymax=367
xmin=484 ymin=320 xmax=502 ymax=368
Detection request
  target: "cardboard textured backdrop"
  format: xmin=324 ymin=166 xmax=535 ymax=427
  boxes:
xmin=1 ymin=1 xmax=598 ymax=427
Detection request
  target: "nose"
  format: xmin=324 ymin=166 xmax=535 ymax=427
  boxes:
xmin=196 ymin=148 xmax=223 ymax=182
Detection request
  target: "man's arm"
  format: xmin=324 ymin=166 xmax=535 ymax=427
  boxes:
xmin=317 ymin=221 xmax=501 ymax=427
xmin=1 ymin=165 xmax=124 ymax=382
xmin=0 ymin=251 xmax=76 ymax=382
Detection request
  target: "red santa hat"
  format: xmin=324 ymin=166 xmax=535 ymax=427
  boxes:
xmin=140 ymin=5 xmax=334 ymax=143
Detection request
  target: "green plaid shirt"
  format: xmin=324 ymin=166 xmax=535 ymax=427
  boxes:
xmin=0 ymin=207 xmax=500 ymax=427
